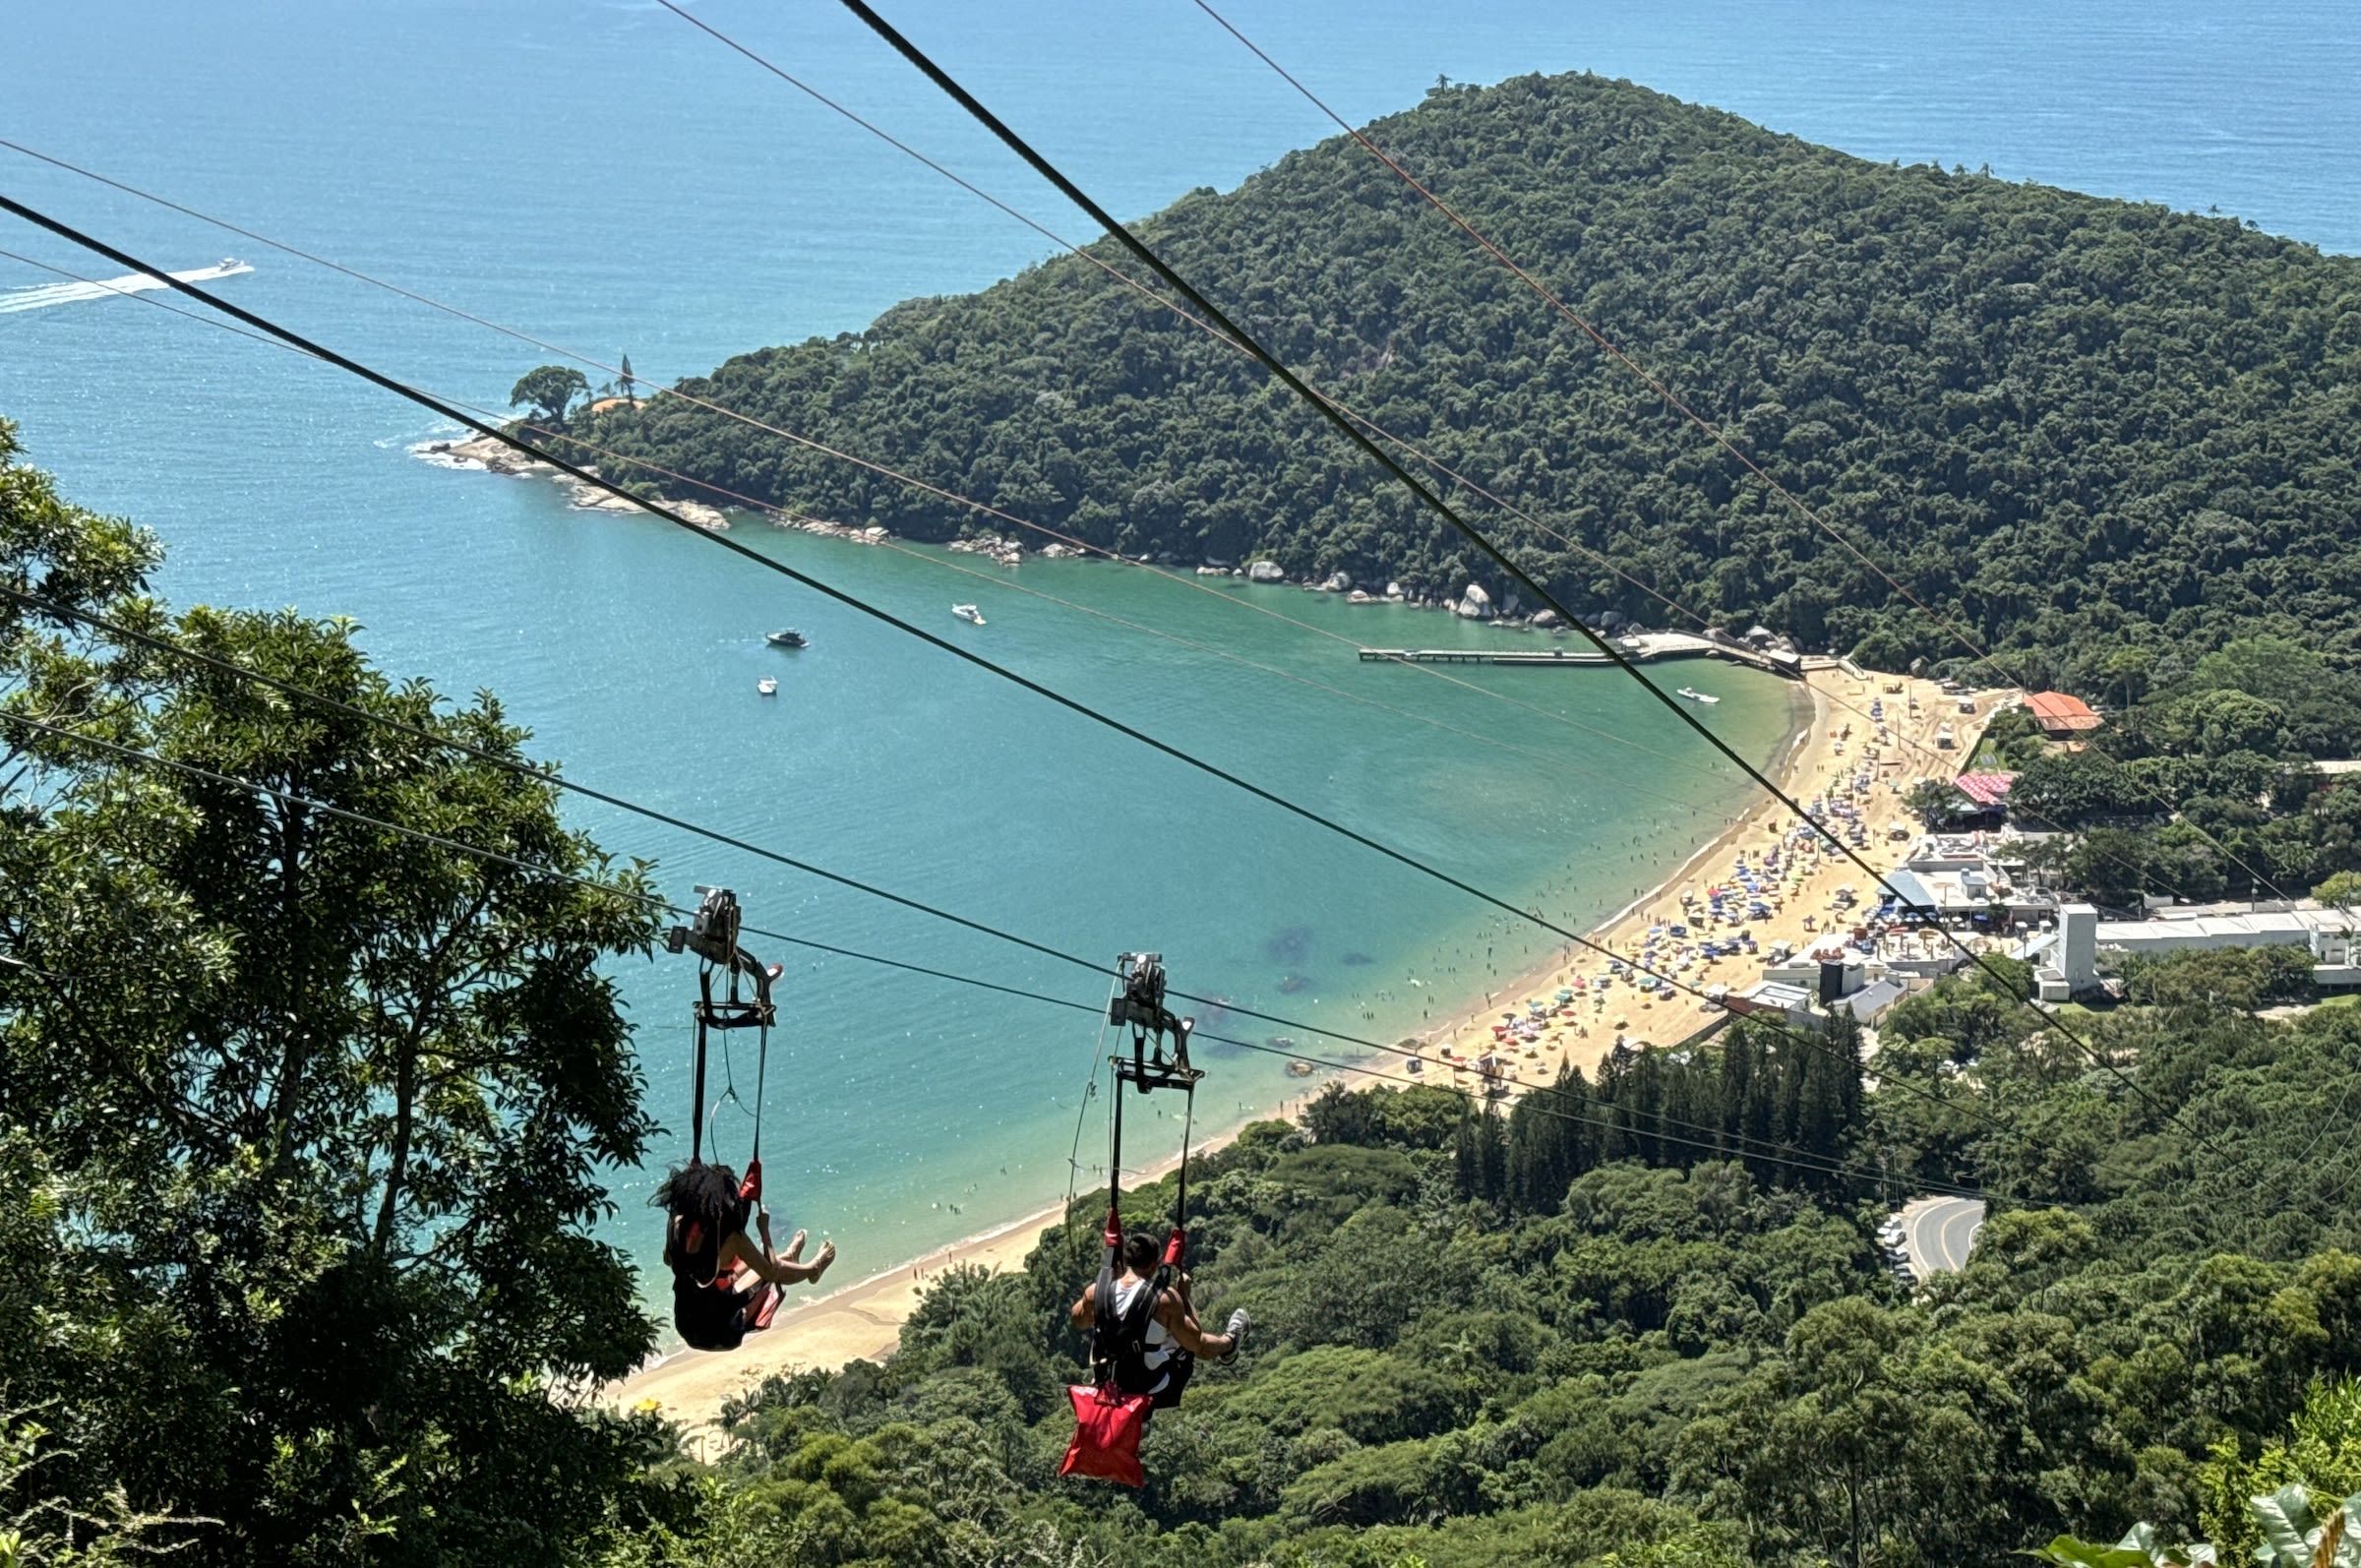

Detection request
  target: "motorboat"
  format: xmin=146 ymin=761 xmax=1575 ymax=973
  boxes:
xmin=757 ymin=678 xmax=778 ymax=696
xmin=1676 ymin=686 xmax=1721 ymax=704
xmin=765 ymin=629 xmax=808 ymax=648
xmin=951 ymin=603 xmax=986 ymax=626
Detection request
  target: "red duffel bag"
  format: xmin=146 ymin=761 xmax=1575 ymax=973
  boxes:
xmin=1058 ymin=1383 xmax=1153 ymax=1488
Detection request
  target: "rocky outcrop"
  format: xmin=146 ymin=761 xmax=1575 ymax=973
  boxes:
xmin=1455 ymin=583 xmax=1492 ymax=619
xmin=1321 ymin=571 xmax=1353 ymax=593
xmin=1247 ymin=561 xmax=1285 ymax=582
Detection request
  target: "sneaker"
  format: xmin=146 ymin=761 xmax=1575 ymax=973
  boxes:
xmin=1221 ymin=1308 xmax=1248 ymax=1363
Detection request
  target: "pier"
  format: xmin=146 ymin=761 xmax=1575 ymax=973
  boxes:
xmin=1359 ymin=631 xmax=1802 ymax=678
xmin=1359 ymin=646 xmax=1611 ymax=666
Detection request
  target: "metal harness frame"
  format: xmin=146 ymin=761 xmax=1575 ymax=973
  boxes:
xmin=668 ymin=886 xmax=778 ymax=1197
xmin=1090 ymin=951 xmax=1202 ymax=1394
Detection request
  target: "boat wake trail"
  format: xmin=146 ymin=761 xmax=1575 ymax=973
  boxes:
xmin=0 ymin=259 xmax=253 ymax=315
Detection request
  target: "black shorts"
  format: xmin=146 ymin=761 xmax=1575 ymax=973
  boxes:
xmin=674 ymin=1279 xmax=749 ymax=1352
xmin=1150 ymin=1352 xmax=1195 ymax=1410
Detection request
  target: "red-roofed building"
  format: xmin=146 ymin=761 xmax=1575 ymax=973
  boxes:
xmin=1954 ymin=771 xmax=2017 ymax=808
xmin=2025 ymin=692 xmax=2102 ymax=738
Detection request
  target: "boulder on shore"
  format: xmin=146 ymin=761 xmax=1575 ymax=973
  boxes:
xmin=1385 ymin=580 xmax=1405 ymax=599
xmin=1321 ymin=571 xmax=1353 ymax=593
xmin=1247 ymin=560 xmax=1285 ymax=582
xmin=1531 ymin=608 xmax=1562 ymax=628
xmin=1455 ymin=582 xmax=1492 ymax=619
xmin=1346 ymin=589 xmax=1374 ymax=605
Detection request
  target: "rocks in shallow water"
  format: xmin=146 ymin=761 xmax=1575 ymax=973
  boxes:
xmin=1455 ymin=582 xmax=1492 ymax=619
xmin=948 ymin=533 xmax=1024 ymax=566
xmin=1247 ymin=560 xmax=1285 ymax=582
xmin=1532 ymin=608 xmax=1562 ymax=628
xmin=1346 ymin=589 xmax=1374 ymax=604
xmin=1321 ymin=571 xmax=1353 ymax=592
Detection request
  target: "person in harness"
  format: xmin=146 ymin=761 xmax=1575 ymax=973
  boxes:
xmin=1068 ymin=1229 xmax=1247 ymax=1411
xmin=655 ymin=1160 xmax=835 ymax=1353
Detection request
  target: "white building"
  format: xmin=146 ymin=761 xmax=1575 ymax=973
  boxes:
xmin=2046 ymin=901 xmax=2361 ymax=993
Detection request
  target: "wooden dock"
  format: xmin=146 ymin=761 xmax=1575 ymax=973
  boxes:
xmin=1358 ymin=633 xmax=1803 ymax=679
xmin=1359 ymin=647 xmax=1612 ymax=666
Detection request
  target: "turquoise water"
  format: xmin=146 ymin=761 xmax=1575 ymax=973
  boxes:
xmin=3 ymin=0 xmax=2355 ymax=1287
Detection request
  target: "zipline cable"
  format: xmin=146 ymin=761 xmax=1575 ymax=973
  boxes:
xmin=0 ymin=705 xmax=1982 ymax=1201
xmin=822 ymin=0 xmax=2208 ymax=1149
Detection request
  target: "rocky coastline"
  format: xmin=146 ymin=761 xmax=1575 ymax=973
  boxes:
xmin=414 ymin=435 xmax=1799 ymax=648
xmin=419 ymin=433 xmax=731 ymax=531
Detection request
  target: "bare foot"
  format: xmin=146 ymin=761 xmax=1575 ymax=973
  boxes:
xmin=782 ymin=1229 xmax=808 ymax=1263
xmin=811 ymin=1239 xmax=836 ymax=1280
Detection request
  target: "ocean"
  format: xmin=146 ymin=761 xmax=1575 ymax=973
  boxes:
xmin=3 ymin=0 xmax=2354 ymax=1288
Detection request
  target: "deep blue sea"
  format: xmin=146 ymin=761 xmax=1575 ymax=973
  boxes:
xmin=4 ymin=0 xmax=2355 ymax=1296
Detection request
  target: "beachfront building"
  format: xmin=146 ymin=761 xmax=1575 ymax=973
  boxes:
xmin=1833 ymin=976 xmax=1910 ymax=1028
xmin=2025 ymin=691 xmax=2104 ymax=740
xmin=1727 ymin=980 xmax=1821 ymax=1033
xmin=1879 ymin=831 xmax=2060 ymax=929
xmin=2028 ymin=899 xmax=2361 ymax=995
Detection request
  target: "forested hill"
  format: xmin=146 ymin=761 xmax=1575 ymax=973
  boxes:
xmin=572 ymin=72 xmax=2361 ymax=690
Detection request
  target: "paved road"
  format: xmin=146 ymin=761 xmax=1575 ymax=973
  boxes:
xmin=1900 ymin=1196 xmax=1985 ymax=1280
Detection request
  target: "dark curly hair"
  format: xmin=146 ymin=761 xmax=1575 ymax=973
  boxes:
xmin=654 ymin=1163 xmax=749 ymax=1284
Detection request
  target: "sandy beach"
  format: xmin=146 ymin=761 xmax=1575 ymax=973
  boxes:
xmin=1414 ymin=666 xmax=2004 ymax=1098
xmin=614 ymin=662 xmax=2003 ymax=1434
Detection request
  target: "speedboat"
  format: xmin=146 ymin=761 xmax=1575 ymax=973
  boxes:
xmin=952 ymin=603 xmax=986 ymax=626
xmin=765 ymin=629 xmax=808 ymax=649
xmin=1676 ymin=686 xmax=1721 ymax=704
xmin=757 ymin=678 xmax=778 ymax=696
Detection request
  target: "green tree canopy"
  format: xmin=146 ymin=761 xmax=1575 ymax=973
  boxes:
xmin=1 ymin=425 xmax=674 ymax=1563
xmin=509 ymin=364 xmax=588 ymax=424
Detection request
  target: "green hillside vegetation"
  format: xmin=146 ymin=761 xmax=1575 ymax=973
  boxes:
xmin=645 ymin=980 xmax=2361 ymax=1568
xmin=551 ymin=72 xmax=2361 ymax=695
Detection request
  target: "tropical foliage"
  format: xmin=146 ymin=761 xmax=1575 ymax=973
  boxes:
xmin=0 ymin=422 xmax=683 ymax=1563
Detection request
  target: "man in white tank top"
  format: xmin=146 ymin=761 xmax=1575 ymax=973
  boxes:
xmin=1071 ymin=1230 xmax=1248 ymax=1407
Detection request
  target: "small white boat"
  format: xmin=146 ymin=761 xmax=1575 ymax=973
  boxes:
xmin=951 ymin=603 xmax=986 ymax=626
xmin=757 ymin=678 xmax=778 ymax=696
xmin=1676 ymin=686 xmax=1721 ymax=704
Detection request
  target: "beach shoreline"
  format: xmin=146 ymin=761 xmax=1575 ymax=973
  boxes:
xmin=615 ymin=664 xmax=1992 ymax=1431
